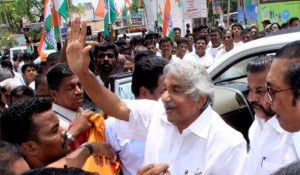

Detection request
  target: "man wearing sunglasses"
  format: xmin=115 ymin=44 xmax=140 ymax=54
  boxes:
xmin=265 ymin=40 xmax=300 ymax=133
xmin=246 ymin=56 xmax=297 ymax=175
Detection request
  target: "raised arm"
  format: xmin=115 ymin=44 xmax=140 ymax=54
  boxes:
xmin=65 ymin=16 xmax=130 ymax=121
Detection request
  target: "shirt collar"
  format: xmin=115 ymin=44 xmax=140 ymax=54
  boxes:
xmin=256 ymin=114 xmax=284 ymax=134
xmin=52 ymin=103 xmax=78 ymax=121
xmin=187 ymin=105 xmax=213 ymax=139
xmin=266 ymin=116 xmax=285 ymax=134
xmin=159 ymin=100 xmax=213 ymax=139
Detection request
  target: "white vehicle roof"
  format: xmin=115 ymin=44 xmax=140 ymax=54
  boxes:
xmin=207 ymin=28 xmax=300 ymax=79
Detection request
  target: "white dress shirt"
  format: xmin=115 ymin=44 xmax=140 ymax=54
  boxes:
xmin=170 ymin=55 xmax=182 ymax=62
xmin=52 ymin=103 xmax=78 ymax=129
xmin=116 ymin=99 xmax=247 ymax=175
xmin=246 ymin=115 xmax=298 ymax=175
xmin=234 ymin=41 xmax=243 ymax=47
xmin=182 ymin=52 xmax=214 ymax=68
xmin=206 ymin=44 xmax=222 ymax=58
xmin=105 ymin=118 xmax=145 ymax=175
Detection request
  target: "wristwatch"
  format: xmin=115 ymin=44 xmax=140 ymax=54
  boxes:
xmin=65 ymin=131 xmax=76 ymax=142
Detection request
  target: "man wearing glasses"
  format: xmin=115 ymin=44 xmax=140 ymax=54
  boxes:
xmin=265 ymin=40 xmax=300 ymax=133
xmin=246 ymin=56 xmax=297 ymax=175
xmin=265 ymin=41 xmax=300 ymax=161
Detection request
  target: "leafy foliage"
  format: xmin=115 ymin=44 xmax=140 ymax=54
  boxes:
xmin=0 ymin=32 xmax=18 ymax=47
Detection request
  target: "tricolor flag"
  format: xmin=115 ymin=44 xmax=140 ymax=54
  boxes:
xmin=124 ymin=0 xmax=132 ymax=7
xmin=95 ymin=0 xmax=117 ymax=36
xmin=175 ymin=0 xmax=182 ymax=8
xmin=157 ymin=3 xmax=163 ymax=24
xmin=37 ymin=0 xmax=58 ymax=56
xmin=162 ymin=0 xmax=174 ymax=40
xmin=53 ymin=0 xmax=68 ymax=20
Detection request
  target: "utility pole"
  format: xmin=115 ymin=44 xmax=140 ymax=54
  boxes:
xmin=227 ymin=0 xmax=230 ymax=29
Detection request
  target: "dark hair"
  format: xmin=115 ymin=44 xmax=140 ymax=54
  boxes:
xmin=285 ymin=62 xmax=300 ymax=106
xmin=159 ymin=37 xmax=173 ymax=47
xmin=173 ymin=27 xmax=181 ymax=32
xmin=222 ymin=29 xmax=234 ymax=38
xmin=276 ymin=41 xmax=300 ymax=106
xmin=130 ymin=36 xmax=145 ymax=46
xmin=1 ymin=59 xmax=13 ymax=70
xmin=134 ymin=50 xmax=156 ymax=63
xmin=10 ymin=85 xmax=35 ymax=104
xmin=270 ymin=23 xmax=282 ymax=30
xmin=252 ymin=31 xmax=266 ymax=40
xmin=47 ymin=52 xmax=60 ymax=62
xmin=246 ymin=55 xmax=274 ymax=74
xmin=115 ymin=40 xmax=127 ymax=48
xmin=144 ymin=39 xmax=156 ymax=47
xmin=120 ymin=45 xmax=131 ymax=54
xmin=185 ymin=33 xmax=194 ymax=39
xmin=35 ymin=74 xmax=48 ymax=94
xmin=132 ymin=58 xmax=168 ymax=98
xmin=47 ymin=63 xmax=73 ymax=90
xmin=231 ymin=23 xmax=243 ymax=31
xmin=272 ymin=162 xmax=300 ymax=175
xmin=176 ymin=37 xmax=189 ymax=45
xmin=0 ymin=141 xmax=26 ymax=175
xmin=289 ymin=17 xmax=299 ymax=25
xmin=275 ymin=41 xmax=300 ymax=60
xmin=1 ymin=97 xmax=53 ymax=145
xmin=93 ymin=42 xmax=119 ymax=60
xmin=21 ymin=62 xmax=37 ymax=74
xmin=145 ymin=31 xmax=159 ymax=40
xmin=194 ymin=35 xmax=207 ymax=44
xmin=22 ymin=53 xmax=34 ymax=61
xmin=21 ymin=167 xmax=97 ymax=175
xmin=209 ymin=27 xmax=222 ymax=37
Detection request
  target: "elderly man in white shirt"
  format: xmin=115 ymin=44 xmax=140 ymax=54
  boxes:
xmin=66 ymin=16 xmax=247 ymax=175
xmin=246 ymin=56 xmax=298 ymax=175
xmin=183 ymin=36 xmax=214 ymax=68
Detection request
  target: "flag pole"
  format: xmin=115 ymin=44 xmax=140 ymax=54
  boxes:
xmin=52 ymin=1 xmax=64 ymax=48
xmin=108 ymin=0 xmax=111 ymax=24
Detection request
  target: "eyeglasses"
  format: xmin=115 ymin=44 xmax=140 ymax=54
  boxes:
xmin=97 ymin=53 xmax=115 ymax=59
xmin=266 ymin=83 xmax=295 ymax=102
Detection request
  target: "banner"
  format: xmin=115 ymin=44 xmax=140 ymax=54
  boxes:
xmin=182 ymin=0 xmax=207 ymax=19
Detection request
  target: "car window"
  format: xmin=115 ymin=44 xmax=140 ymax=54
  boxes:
xmin=214 ymin=52 xmax=276 ymax=83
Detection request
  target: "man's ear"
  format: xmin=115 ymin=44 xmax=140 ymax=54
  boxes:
xmin=139 ymin=86 xmax=150 ymax=99
xmin=49 ymin=89 xmax=58 ymax=102
xmin=21 ymin=141 xmax=39 ymax=156
xmin=197 ymin=95 xmax=208 ymax=110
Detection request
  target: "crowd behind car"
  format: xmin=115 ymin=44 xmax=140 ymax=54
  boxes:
xmin=0 ymin=16 xmax=299 ymax=175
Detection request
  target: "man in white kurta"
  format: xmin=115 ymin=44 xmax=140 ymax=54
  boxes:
xmin=116 ymin=99 xmax=247 ymax=175
xmin=246 ymin=56 xmax=298 ymax=175
xmin=65 ymin=17 xmax=247 ymax=175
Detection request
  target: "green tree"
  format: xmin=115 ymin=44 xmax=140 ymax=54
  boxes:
xmin=0 ymin=0 xmax=83 ymax=33
xmin=0 ymin=32 xmax=18 ymax=47
xmin=207 ymin=0 xmax=238 ymax=26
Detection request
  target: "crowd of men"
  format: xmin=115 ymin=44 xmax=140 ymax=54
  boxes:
xmin=0 ymin=15 xmax=299 ymax=175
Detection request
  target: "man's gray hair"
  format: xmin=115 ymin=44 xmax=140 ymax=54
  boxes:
xmin=164 ymin=61 xmax=214 ymax=104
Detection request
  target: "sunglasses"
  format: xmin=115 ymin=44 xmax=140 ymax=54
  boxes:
xmin=97 ymin=53 xmax=115 ymax=59
xmin=266 ymin=83 xmax=295 ymax=102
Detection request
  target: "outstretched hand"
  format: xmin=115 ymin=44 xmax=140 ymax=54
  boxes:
xmin=137 ymin=163 xmax=170 ymax=175
xmin=66 ymin=16 xmax=92 ymax=75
